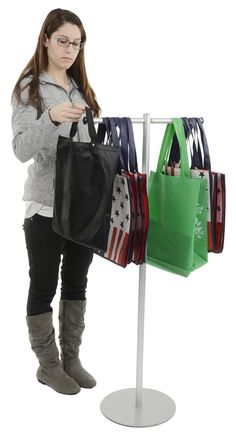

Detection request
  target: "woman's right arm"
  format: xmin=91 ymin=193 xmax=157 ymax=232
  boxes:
xmin=12 ymin=104 xmax=59 ymax=163
xmin=11 ymin=84 xmax=59 ymax=163
xmin=12 ymin=80 xmax=86 ymax=163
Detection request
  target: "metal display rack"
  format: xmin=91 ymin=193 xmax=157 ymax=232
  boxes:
xmin=85 ymin=114 xmax=176 ymax=428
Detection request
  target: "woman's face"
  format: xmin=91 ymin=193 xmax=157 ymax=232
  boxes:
xmin=44 ymin=22 xmax=82 ymax=71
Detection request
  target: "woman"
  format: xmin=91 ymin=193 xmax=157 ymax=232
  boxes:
xmin=11 ymin=8 xmax=101 ymax=395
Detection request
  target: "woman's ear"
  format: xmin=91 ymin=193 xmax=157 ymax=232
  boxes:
xmin=43 ymin=33 xmax=48 ymax=47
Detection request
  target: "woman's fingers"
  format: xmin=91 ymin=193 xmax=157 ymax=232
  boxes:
xmin=64 ymin=105 xmax=85 ymax=120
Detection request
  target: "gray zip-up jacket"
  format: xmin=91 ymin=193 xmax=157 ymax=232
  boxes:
xmin=11 ymin=71 xmax=91 ymax=207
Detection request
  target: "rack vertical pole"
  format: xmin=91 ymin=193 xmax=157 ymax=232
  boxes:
xmin=135 ymin=113 xmax=150 ymax=406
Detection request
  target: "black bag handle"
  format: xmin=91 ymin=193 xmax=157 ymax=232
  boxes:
xmin=70 ymin=106 xmax=97 ymax=143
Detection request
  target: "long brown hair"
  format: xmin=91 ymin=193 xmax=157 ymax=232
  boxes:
xmin=11 ymin=8 xmax=101 ymax=117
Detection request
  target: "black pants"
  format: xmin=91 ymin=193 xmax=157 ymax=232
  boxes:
xmin=22 ymin=214 xmax=94 ymax=316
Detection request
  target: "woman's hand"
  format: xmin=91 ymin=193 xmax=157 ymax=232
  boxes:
xmin=49 ymin=101 xmax=86 ymax=123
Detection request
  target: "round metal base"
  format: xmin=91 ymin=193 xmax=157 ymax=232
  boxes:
xmin=100 ymin=388 xmax=176 ymax=428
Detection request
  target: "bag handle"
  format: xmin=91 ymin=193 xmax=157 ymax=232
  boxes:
xmin=183 ymin=118 xmax=211 ymax=170
xmin=96 ymin=118 xmax=122 ymax=173
xmin=97 ymin=117 xmax=120 ymax=147
xmin=110 ymin=118 xmax=125 ymax=170
xmin=183 ymin=118 xmax=203 ymax=168
xmin=97 ymin=117 xmax=131 ymax=172
xmin=96 ymin=120 xmax=109 ymax=144
xmin=70 ymin=106 xmax=97 ymax=143
xmin=195 ymin=118 xmax=211 ymax=170
xmin=124 ymin=118 xmax=138 ymax=172
xmin=168 ymin=117 xmax=202 ymax=169
xmin=112 ymin=117 xmax=129 ymax=171
xmin=114 ymin=117 xmax=138 ymax=172
xmin=156 ymin=119 xmax=190 ymax=177
xmin=95 ymin=116 xmax=137 ymax=173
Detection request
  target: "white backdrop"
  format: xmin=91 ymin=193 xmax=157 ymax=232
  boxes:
xmin=1 ymin=0 xmax=235 ymax=436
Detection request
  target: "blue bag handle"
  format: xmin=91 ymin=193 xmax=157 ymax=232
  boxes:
xmin=195 ymin=118 xmax=211 ymax=170
xmin=100 ymin=117 xmax=133 ymax=173
xmin=112 ymin=118 xmax=138 ymax=173
xmin=95 ymin=116 xmax=138 ymax=173
xmin=123 ymin=118 xmax=138 ymax=173
xmin=184 ymin=118 xmax=203 ymax=169
xmin=111 ymin=118 xmax=127 ymax=171
xmin=96 ymin=117 xmax=124 ymax=171
xmin=97 ymin=117 xmax=120 ymax=147
xmin=168 ymin=117 xmax=205 ymax=169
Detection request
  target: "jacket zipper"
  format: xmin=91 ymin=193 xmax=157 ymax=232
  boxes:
xmin=41 ymin=80 xmax=75 ymax=101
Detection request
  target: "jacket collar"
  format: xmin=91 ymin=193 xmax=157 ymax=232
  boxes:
xmin=37 ymin=71 xmax=79 ymax=89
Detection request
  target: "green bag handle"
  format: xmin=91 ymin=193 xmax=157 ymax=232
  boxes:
xmin=156 ymin=118 xmax=190 ymax=178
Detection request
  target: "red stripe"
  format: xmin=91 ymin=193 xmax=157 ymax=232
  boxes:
xmin=107 ymin=227 xmax=117 ymax=259
xmin=114 ymin=229 xmax=123 ymax=261
xmin=207 ymin=221 xmax=214 ymax=251
xmin=118 ymin=232 xmax=129 ymax=266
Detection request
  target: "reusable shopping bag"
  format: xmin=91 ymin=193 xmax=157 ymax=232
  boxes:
xmin=119 ymin=117 xmax=149 ymax=264
xmin=195 ymin=118 xmax=226 ymax=253
xmin=146 ymin=118 xmax=208 ymax=277
xmin=168 ymin=117 xmax=226 ymax=253
xmin=106 ymin=117 xmax=149 ymax=265
xmin=93 ymin=116 xmax=149 ymax=267
xmin=93 ymin=117 xmax=133 ymax=267
xmin=52 ymin=106 xmax=120 ymax=252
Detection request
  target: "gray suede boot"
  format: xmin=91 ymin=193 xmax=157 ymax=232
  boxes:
xmin=26 ymin=310 xmax=81 ymax=395
xmin=59 ymin=299 xmax=96 ymax=388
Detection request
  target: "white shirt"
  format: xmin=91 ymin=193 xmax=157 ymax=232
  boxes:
xmin=24 ymin=201 xmax=53 ymax=218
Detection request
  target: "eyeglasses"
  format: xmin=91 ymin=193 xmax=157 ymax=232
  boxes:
xmin=53 ymin=35 xmax=85 ymax=50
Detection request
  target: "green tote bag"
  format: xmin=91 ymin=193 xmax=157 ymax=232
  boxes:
xmin=146 ymin=118 xmax=208 ymax=277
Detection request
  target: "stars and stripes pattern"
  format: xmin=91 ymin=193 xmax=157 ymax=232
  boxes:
xmin=211 ymin=171 xmax=226 ymax=252
xmin=104 ymin=174 xmax=131 ymax=267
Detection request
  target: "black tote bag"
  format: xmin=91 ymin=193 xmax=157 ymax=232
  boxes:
xmin=52 ymin=106 xmax=121 ymax=252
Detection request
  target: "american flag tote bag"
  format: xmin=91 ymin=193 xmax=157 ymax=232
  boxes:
xmin=111 ymin=118 xmax=137 ymax=265
xmin=94 ymin=116 xmax=149 ymax=267
xmin=189 ymin=118 xmax=215 ymax=251
xmin=103 ymin=173 xmax=132 ymax=267
xmin=211 ymin=172 xmax=225 ymax=252
xmin=113 ymin=117 xmax=142 ymax=265
xmin=93 ymin=118 xmax=133 ymax=267
xmin=196 ymin=118 xmax=226 ymax=253
xmin=123 ymin=169 xmax=137 ymax=264
xmin=120 ymin=118 xmax=149 ymax=264
xmin=105 ymin=118 xmax=135 ymax=266
xmin=186 ymin=118 xmax=225 ymax=253
xmin=167 ymin=117 xmax=225 ymax=252
xmin=138 ymin=172 xmax=149 ymax=263
xmin=131 ymin=172 xmax=142 ymax=263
